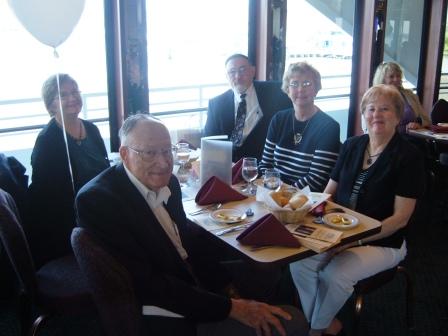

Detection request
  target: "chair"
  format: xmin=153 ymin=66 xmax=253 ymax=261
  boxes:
xmin=352 ymin=265 xmax=413 ymax=336
xmin=0 ymin=189 xmax=93 ymax=336
xmin=71 ymin=227 xmax=141 ymax=336
xmin=430 ymin=99 xmax=448 ymax=125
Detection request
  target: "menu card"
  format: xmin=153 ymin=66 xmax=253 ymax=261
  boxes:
xmin=200 ymin=136 xmax=232 ymax=186
xmin=286 ymin=224 xmax=343 ymax=253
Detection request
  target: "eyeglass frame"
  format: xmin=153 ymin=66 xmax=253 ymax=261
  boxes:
xmin=288 ymin=80 xmax=313 ymax=89
xmin=55 ymin=90 xmax=82 ymax=101
xmin=127 ymin=146 xmax=174 ymax=162
xmin=227 ymin=66 xmax=248 ymax=77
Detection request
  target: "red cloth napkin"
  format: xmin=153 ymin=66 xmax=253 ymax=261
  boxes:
xmin=232 ymin=158 xmax=244 ymax=185
xmin=236 ymin=214 xmax=301 ymax=247
xmin=430 ymin=125 xmax=448 ymax=133
xmin=311 ymin=201 xmax=327 ymax=216
xmin=195 ymin=176 xmax=247 ymax=205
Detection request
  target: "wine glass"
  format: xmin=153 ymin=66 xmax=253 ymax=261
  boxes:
xmin=263 ymin=168 xmax=282 ymax=191
xmin=176 ymin=143 xmax=190 ymax=186
xmin=242 ymin=157 xmax=258 ymax=195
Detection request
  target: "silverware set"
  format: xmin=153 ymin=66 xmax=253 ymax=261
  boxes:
xmin=188 ymin=203 xmax=222 ymax=216
xmin=214 ymin=222 xmax=252 ymax=236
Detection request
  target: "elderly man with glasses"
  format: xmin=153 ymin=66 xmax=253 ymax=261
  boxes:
xmin=204 ymin=54 xmax=292 ymax=162
xmin=75 ymin=114 xmax=308 ymax=336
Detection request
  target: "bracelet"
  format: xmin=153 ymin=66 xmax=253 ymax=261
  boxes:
xmin=358 ymin=239 xmax=363 ymax=246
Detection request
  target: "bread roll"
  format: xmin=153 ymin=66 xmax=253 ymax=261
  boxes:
xmin=270 ymin=191 xmax=293 ymax=208
xmin=288 ymin=193 xmax=308 ymax=210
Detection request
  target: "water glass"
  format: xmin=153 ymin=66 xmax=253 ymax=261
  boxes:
xmin=176 ymin=142 xmax=190 ymax=165
xmin=176 ymin=143 xmax=190 ymax=186
xmin=263 ymin=168 xmax=281 ymax=191
xmin=242 ymin=157 xmax=258 ymax=195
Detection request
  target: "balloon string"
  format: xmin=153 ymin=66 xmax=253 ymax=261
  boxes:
xmin=54 ymin=58 xmax=76 ymax=197
xmin=53 ymin=48 xmax=59 ymax=58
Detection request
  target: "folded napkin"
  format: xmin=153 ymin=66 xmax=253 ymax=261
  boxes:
xmin=236 ymin=214 xmax=301 ymax=248
xmin=195 ymin=176 xmax=247 ymax=205
xmin=430 ymin=125 xmax=448 ymax=133
xmin=232 ymin=158 xmax=244 ymax=185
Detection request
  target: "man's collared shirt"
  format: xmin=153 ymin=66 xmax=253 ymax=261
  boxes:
xmin=233 ymin=84 xmax=263 ymax=143
xmin=123 ymin=165 xmax=188 ymax=260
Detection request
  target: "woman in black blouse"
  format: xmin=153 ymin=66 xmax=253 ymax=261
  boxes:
xmin=28 ymin=74 xmax=110 ymax=266
xmin=289 ymin=84 xmax=425 ymax=336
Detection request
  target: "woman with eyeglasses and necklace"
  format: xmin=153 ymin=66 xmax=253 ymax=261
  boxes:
xmin=27 ymin=73 xmax=109 ymax=267
xmin=289 ymin=85 xmax=425 ymax=336
xmin=259 ymin=62 xmax=340 ymax=192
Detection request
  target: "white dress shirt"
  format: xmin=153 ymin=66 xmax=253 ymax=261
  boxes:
xmin=124 ymin=165 xmax=188 ymax=260
xmin=233 ymin=84 xmax=263 ymax=142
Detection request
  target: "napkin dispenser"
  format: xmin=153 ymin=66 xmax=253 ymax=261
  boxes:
xmin=200 ymin=137 xmax=232 ymax=186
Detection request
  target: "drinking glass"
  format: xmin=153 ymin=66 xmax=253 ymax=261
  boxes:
xmin=263 ymin=168 xmax=282 ymax=191
xmin=241 ymin=157 xmax=258 ymax=195
xmin=176 ymin=143 xmax=190 ymax=186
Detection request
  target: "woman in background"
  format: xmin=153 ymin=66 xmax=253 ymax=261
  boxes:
xmin=259 ymin=62 xmax=340 ymax=192
xmin=373 ymin=61 xmax=430 ymax=133
xmin=289 ymin=85 xmax=425 ymax=336
xmin=28 ymin=74 xmax=109 ymax=266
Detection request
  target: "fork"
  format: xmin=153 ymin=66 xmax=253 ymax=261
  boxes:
xmin=188 ymin=203 xmax=222 ymax=216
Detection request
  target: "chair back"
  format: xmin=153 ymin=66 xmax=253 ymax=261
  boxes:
xmin=431 ymin=99 xmax=448 ymax=125
xmin=71 ymin=227 xmax=141 ymax=336
xmin=0 ymin=189 xmax=37 ymax=299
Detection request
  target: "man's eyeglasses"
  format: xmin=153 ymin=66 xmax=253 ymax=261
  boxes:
xmin=227 ymin=66 xmax=248 ymax=77
xmin=289 ymin=80 xmax=312 ymax=89
xmin=127 ymin=146 xmax=173 ymax=162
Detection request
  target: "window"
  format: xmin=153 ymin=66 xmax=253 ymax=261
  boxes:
xmin=383 ymin=0 xmax=425 ymax=89
xmin=438 ymin=8 xmax=448 ymax=101
xmin=285 ymin=0 xmax=355 ymax=141
xmin=146 ymin=0 xmax=249 ymax=140
xmin=0 ymin=1 xmax=108 ymax=173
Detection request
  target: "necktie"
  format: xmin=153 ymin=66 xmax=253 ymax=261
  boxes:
xmin=230 ymin=93 xmax=247 ymax=146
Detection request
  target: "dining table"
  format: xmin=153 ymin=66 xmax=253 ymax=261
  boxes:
xmin=407 ymin=128 xmax=448 ymax=144
xmin=183 ymin=187 xmax=382 ymax=266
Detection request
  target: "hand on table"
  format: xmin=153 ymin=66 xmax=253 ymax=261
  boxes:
xmin=230 ymin=298 xmax=291 ymax=336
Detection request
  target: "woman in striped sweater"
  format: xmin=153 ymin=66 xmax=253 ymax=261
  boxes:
xmin=259 ymin=62 xmax=340 ymax=192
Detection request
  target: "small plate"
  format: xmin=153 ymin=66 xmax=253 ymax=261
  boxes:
xmin=210 ymin=209 xmax=247 ymax=224
xmin=323 ymin=213 xmax=359 ymax=230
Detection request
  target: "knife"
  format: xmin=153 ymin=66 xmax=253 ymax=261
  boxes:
xmin=215 ymin=223 xmax=252 ymax=236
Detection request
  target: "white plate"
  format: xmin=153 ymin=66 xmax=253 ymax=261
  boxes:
xmin=210 ymin=209 xmax=247 ymax=224
xmin=323 ymin=213 xmax=359 ymax=230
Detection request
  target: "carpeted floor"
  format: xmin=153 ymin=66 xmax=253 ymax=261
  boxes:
xmin=1 ymin=196 xmax=447 ymax=336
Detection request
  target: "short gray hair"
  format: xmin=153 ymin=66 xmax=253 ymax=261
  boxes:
xmin=282 ymin=62 xmax=322 ymax=94
xmin=42 ymin=73 xmax=78 ymax=116
xmin=119 ymin=113 xmax=160 ymax=146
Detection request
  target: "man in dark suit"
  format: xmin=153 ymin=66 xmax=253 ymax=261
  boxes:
xmin=75 ymin=114 xmax=307 ymax=336
xmin=204 ymin=54 xmax=292 ymax=162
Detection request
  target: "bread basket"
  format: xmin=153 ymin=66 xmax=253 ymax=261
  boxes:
xmin=271 ymin=205 xmax=311 ymax=224
xmin=261 ymin=187 xmax=312 ymax=224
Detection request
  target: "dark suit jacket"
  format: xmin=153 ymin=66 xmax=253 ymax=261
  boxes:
xmin=204 ymin=81 xmax=292 ymax=161
xmin=75 ymin=164 xmax=232 ymax=324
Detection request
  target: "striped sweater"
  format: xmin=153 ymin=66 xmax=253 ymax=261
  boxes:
xmin=260 ymin=108 xmax=340 ymax=192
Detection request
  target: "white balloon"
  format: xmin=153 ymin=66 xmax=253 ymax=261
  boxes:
xmin=7 ymin=0 xmax=86 ymax=48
